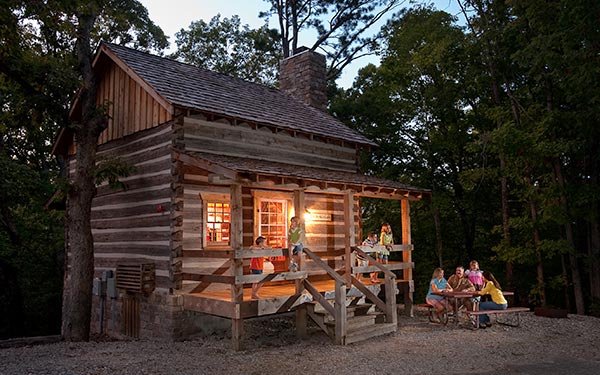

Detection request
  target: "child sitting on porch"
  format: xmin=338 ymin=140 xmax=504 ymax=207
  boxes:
xmin=288 ymin=216 xmax=305 ymax=272
xmin=358 ymin=231 xmax=378 ymax=281
xmin=250 ymin=236 xmax=271 ymax=299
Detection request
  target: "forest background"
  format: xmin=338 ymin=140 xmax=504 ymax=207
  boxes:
xmin=1 ymin=0 xmax=599 ymax=340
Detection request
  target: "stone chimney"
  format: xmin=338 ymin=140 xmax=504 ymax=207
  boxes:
xmin=279 ymin=47 xmax=327 ymax=111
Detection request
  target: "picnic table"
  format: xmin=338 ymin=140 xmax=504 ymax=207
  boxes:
xmin=432 ymin=290 xmax=478 ymax=325
xmin=432 ymin=290 xmax=517 ymax=327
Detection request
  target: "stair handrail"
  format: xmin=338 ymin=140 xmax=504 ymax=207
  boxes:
xmin=352 ymin=246 xmax=396 ymax=278
xmin=351 ymin=246 xmax=397 ymax=325
xmin=302 ymin=247 xmax=348 ymax=344
xmin=303 ymin=248 xmax=346 ymax=284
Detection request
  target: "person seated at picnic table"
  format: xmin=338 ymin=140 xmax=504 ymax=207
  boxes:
xmin=425 ymin=267 xmax=453 ymax=322
xmin=465 ymin=260 xmax=484 ymax=291
xmin=475 ymin=270 xmax=507 ymax=329
xmin=446 ymin=266 xmax=475 ymax=312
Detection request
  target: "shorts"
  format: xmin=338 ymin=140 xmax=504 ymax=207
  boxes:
xmin=378 ymin=253 xmax=388 ymax=262
xmin=426 ymin=297 xmax=447 ymax=307
xmin=251 ymin=269 xmax=263 ymax=275
xmin=291 ymin=243 xmax=304 ymax=255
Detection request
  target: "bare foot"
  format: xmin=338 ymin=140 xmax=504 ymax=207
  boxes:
xmin=251 ymin=294 xmax=260 ymax=300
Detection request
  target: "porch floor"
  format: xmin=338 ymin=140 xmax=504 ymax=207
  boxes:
xmin=187 ymin=276 xmax=384 ymax=301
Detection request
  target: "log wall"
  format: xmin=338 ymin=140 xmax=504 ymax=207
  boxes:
xmin=183 ymin=116 xmax=358 ymax=172
xmin=88 ymin=122 xmax=175 ymax=291
xmin=179 ymin=178 xmax=361 ymax=287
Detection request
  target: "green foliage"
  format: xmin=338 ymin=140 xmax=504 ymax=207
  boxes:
xmin=0 ymin=153 xmax=64 ymax=337
xmin=93 ymin=157 xmax=136 ymax=190
xmin=172 ymin=14 xmax=281 ymax=86
xmin=260 ymin=0 xmax=403 ymax=80
xmin=1 ymin=0 xmax=168 ymax=338
xmin=332 ymin=1 xmax=600 ymax=312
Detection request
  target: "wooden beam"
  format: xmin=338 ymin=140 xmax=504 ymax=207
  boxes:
xmin=357 ymin=244 xmax=413 ymax=253
xmin=183 ymin=273 xmax=235 ymax=284
xmin=294 ymin=187 xmax=307 ymax=337
xmin=343 ymin=192 xmax=354 ymax=287
xmin=235 ymin=271 xmax=308 ymax=284
xmin=175 ymin=151 xmax=237 ymax=180
xmin=294 ymin=189 xmax=306 ymax=270
xmin=234 ymin=248 xmax=288 ymax=259
xmin=401 ymin=199 xmax=413 ymax=317
xmin=334 ymin=281 xmax=347 ymax=345
xmin=230 ymin=183 xmax=244 ymax=351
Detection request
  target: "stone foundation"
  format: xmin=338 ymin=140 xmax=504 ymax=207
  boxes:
xmin=91 ymin=291 xmax=229 ymax=341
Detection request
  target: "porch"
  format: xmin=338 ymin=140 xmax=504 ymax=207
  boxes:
xmin=181 ymin=245 xmax=414 ymax=350
xmin=175 ymin=150 xmax=424 ymax=349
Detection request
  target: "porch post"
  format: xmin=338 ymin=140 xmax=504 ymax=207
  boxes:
xmin=343 ymin=192 xmax=355 ymax=286
xmin=401 ymin=199 xmax=414 ymax=317
xmin=293 ymin=189 xmax=307 ymax=337
xmin=293 ymin=189 xmax=306 ymax=270
xmin=230 ymin=183 xmax=244 ymax=350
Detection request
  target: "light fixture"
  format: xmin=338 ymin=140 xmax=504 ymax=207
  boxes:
xmin=303 ymin=209 xmax=312 ymax=222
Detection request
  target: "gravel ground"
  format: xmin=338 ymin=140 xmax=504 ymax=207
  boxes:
xmin=1 ymin=310 xmax=599 ymax=375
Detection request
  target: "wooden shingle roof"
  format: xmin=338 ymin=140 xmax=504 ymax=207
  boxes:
xmin=180 ymin=151 xmax=430 ymax=198
xmin=102 ymin=42 xmax=377 ymax=147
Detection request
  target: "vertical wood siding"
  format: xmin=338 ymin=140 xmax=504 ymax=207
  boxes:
xmin=97 ymin=62 xmax=172 ymax=145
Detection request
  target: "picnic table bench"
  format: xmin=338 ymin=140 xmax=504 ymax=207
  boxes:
xmin=466 ymin=307 xmax=531 ymax=329
xmin=417 ymin=303 xmax=448 ymax=324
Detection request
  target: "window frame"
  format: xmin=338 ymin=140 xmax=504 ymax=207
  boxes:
xmin=252 ymin=190 xmax=293 ymax=249
xmin=201 ymin=193 xmax=231 ymax=249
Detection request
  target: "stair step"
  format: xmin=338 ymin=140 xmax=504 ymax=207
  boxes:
xmin=344 ymin=323 xmax=397 ymax=345
xmin=311 ymin=302 xmax=374 ymax=315
xmin=325 ymin=314 xmax=377 ymax=330
xmin=311 ymin=305 xmax=377 ymax=323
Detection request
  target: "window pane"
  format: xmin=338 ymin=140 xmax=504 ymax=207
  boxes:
xmin=206 ymin=200 xmax=230 ymax=246
xmin=259 ymin=200 xmax=287 ymax=248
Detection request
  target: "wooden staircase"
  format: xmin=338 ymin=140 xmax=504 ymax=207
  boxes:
xmin=306 ymin=300 xmax=396 ymax=344
xmin=299 ymin=248 xmax=399 ymax=345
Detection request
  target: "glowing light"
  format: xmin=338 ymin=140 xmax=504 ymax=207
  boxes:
xmin=303 ymin=209 xmax=312 ymax=222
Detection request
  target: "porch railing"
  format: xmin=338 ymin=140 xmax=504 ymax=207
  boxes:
xmin=302 ymin=247 xmax=397 ymax=344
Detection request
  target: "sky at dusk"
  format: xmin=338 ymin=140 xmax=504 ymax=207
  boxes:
xmin=139 ymin=0 xmax=462 ymax=88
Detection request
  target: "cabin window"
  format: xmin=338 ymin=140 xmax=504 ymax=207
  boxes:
xmin=259 ymin=200 xmax=288 ymax=248
xmin=206 ymin=202 xmax=230 ymax=245
xmin=201 ymin=193 xmax=231 ymax=248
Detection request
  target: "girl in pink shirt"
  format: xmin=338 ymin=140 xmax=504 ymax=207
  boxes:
xmin=465 ymin=260 xmax=484 ymax=290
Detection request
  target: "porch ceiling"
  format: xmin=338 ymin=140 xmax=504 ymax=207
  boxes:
xmin=175 ymin=151 xmax=430 ymax=200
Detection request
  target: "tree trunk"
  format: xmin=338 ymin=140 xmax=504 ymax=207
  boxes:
xmin=61 ymin=9 xmax=106 ymax=341
xmin=561 ymin=254 xmax=571 ymax=312
xmin=501 ymin=157 xmax=513 ymax=288
xmin=432 ymin=206 xmax=443 ymax=267
xmin=525 ymin=174 xmax=546 ymax=306
xmin=590 ymin=218 xmax=600 ymax=302
xmin=62 ymin=140 xmax=97 ymax=341
xmin=552 ymin=157 xmax=585 ymax=314
xmin=588 ymin=138 xmax=600 ymax=303
xmin=458 ymin=0 xmax=514 ymax=283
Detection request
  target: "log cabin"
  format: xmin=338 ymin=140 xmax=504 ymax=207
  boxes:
xmin=52 ymin=42 xmax=430 ymax=350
